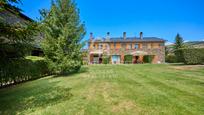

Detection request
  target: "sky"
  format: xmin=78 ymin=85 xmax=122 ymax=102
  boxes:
xmin=16 ymin=0 xmax=204 ymax=44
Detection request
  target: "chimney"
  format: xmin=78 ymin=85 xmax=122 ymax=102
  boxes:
xmin=107 ymin=32 xmax=110 ymax=39
xmin=107 ymin=32 xmax=110 ymax=36
xmin=140 ymin=32 xmax=143 ymax=39
xmin=90 ymin=32 xmax=93 ymax=41
xmin=123 ymin=32 xmax=126 ymax=39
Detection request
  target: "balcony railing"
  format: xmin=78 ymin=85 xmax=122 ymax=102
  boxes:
xmin=89 ymin=47 xmax=164 ymax=56
xmin=89 ymin=46 xmax=164 ymax=51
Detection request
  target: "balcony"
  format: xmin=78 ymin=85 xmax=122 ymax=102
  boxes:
xmin=89 ymin=47 xmax=164 ymax=55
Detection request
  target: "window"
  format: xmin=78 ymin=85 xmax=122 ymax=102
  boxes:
xmin=151 ymin=43 xmax=154 ymax=48
xmin=105 ymin=44 xmax=110 ymax=49
xmin=93 ymin=44 xmax=96 ymax=49
xmin=143 ymin=43 xmax=147 ymax=48
xmin=147 ymin=43 xmax=151 ymax=49
xmin=122 ymin=43 xmax=126 ymax=49
xmin=128 ymin=44 xmax=132 ymax=49
xmin=99 ymin=44 xmax=103 ymax=49
xmin=159 ymin=43 xmax=164 ymax=47
xmin=114 ymin=43 xmax=117 ymax=49
xmin=134 ymin=44 xmax=139 ymax=49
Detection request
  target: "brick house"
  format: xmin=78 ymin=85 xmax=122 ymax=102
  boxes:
xmin=88 ymin=32 xmax=165 ymax=64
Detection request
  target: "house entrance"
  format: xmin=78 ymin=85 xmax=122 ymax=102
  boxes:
xmin=133 ymin=56 xmax=139 ymax=64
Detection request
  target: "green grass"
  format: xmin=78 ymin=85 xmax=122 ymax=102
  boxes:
xmin=26 ymin=56 xmax=44 ymax=61
xmin=0 ymin=64 xmax=204 ymax=115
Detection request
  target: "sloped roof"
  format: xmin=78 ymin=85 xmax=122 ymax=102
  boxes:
xmin=91 ymin=37 xmax=165 ymax=43
xmin=0 ymin=4 xmax=33 ymax=23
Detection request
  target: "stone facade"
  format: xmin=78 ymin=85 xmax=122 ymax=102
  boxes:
xmin=88 ymin=32 xmax=165 ymax=64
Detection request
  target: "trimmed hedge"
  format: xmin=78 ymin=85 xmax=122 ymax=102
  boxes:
xmin=102 ymin=55 xmax=110 ymax=64
xmin=0 ymin=58 xmax=49 ymax=88
xmin=165 ymin=54 xmax=177 ymax=63
xmin=174 ymin=49 xmax=184 ymax=62
xmin=143 ymin=55 xmax=154 ymax=63
xmin=177 ymin=48 xmax=204 ymax=65
xmin=102 ymin=57 xmax=110 ymax=64
xmin=124 ymin=55 xmax=133 ymax=64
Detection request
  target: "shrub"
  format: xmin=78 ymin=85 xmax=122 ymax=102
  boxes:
xmin=102 ymin=57 xmax=110 ymax=64
xmin=0 ymin=57 xmax=49 ymax=88
xmin=165 ymin=54 xmax=177 ymax=63
xmin=175 ymin=49 xmax=184 ymax=62
xmin=178 ymin=48 xmax=204 ymax=65
xmin=82 ymin=61 xmax=88 ymax=65
xmin=124 ymin=55 xmax=133 ymax=64
xmin=143 ymin=55 xmax=154 ymax=63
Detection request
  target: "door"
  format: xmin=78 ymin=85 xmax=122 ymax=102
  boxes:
xmin=112 ymin=55 xmax=121 ymax=64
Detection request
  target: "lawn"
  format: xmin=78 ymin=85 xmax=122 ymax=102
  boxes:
xmin=0 ymin=64 xmax=204 ymax=115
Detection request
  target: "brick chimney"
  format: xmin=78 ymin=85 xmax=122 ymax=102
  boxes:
xmin=107 ymin=32 xmax=110 ymax=39
xmin=123 ymin=32 xmax=126 ymax=40
xmin=90 ymin=32 xmax=93 ymax=41
xmin=140 ymin=32 xmax=143 ymax=39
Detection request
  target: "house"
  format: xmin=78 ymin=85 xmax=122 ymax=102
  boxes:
xmin=88 ymin=32 xmax=165 ymax=64
xmin=0 ymin=4 xmax=43 ymax=56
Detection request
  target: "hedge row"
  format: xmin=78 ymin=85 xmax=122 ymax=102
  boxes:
xmin=102 ymin=57 xmax=110 ymax=64
xmin=124 ymin=55 xmax=133 ymax=64
xmin=177 ymin=48 xmax=204 ymax=65
xmin=143 ymin=55 xmax=154 ymax=63
xmin=165 ymin=54 xmax=177 ymax=63
xmin=0 ymin=58 xmax=49 ymax=88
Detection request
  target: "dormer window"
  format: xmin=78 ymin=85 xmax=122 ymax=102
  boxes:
xmin=128 ymin=44 xmax=132 ymax=49
xmin=99 ymin=44 xmax=103 ymax=49
xmin=122 ymin=43 xmax=126 ymax=49
xmin=114 ymin=43 xmax=117 ymax=49
xmin=134 ymin=44 xmax=139 ymax=49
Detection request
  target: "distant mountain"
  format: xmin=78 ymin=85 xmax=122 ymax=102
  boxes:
xmin=165 ymin=41 xmax=204 ymax=47
xmin=165 ymin=41 xmax=204 ymax=55
xmin=185 ymin=41 xmax=204 ymax=48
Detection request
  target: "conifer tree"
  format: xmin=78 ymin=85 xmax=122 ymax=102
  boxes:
xmin=175 ymin=33 xmax=184 ymax=50
xmin=40 ymin=0 xmax=85 ymax=74
xmin=174 ymin=33 xmax=184 ymax=62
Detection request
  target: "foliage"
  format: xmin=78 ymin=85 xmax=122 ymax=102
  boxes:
xmin=143 ymin=55 xmax=154 ymax=63
xmin=174 ymin=33 xmax=184 ymax=62
xmin=165 ymin=54 xmax=177 ymax=63
xmin=177 ymin=48 xmax=204 ymax=65
xmin=0 ymin=0 xmax=21 ymax=12
xmin=40 ymin=0 xmax=85 ymax=74
xmin=0 ymin=1 xmax=38 ymax=63
xmin=0 ymin=0 xmax=39 ymax=87
xmin=82 ymin=50 xmax=88 ymax=65
xmin=124 ymin=55 xmax=133 ymax=64
xmin=0 ymin=57 xmax=49 ymax=88
xmin=102 ymin=55 xmax=110 ymax=64
xmin=174 ymin=49 xmax=184 ymax=63
xmin=174 ymin=33 xmax=184 ymax=49
xmin=0 ymin=0 xmax=21 ymax=4
xmin=0 ymin=22 xmax=38 ymax=59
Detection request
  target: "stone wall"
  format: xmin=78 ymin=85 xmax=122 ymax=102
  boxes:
xmin=89 ymin=46 xmax=165 ymax=64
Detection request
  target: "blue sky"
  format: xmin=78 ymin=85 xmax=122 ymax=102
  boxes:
xmin=17 ymin=0 xmax=204 ymax=44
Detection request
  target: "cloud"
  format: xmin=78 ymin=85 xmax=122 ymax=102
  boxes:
xmin=184 ymin=40 xmax=189 ymax=43
xmin=165 ymin=42 xmax=174 ymax=45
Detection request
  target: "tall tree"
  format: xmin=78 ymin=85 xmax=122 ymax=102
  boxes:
xmin=175 ymin=33 xmax=184 ymax=50
xmin=174 ymin=33 xmax=184 ymax=62
xmin=40 ymin=0 xmax=85 ymax=74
